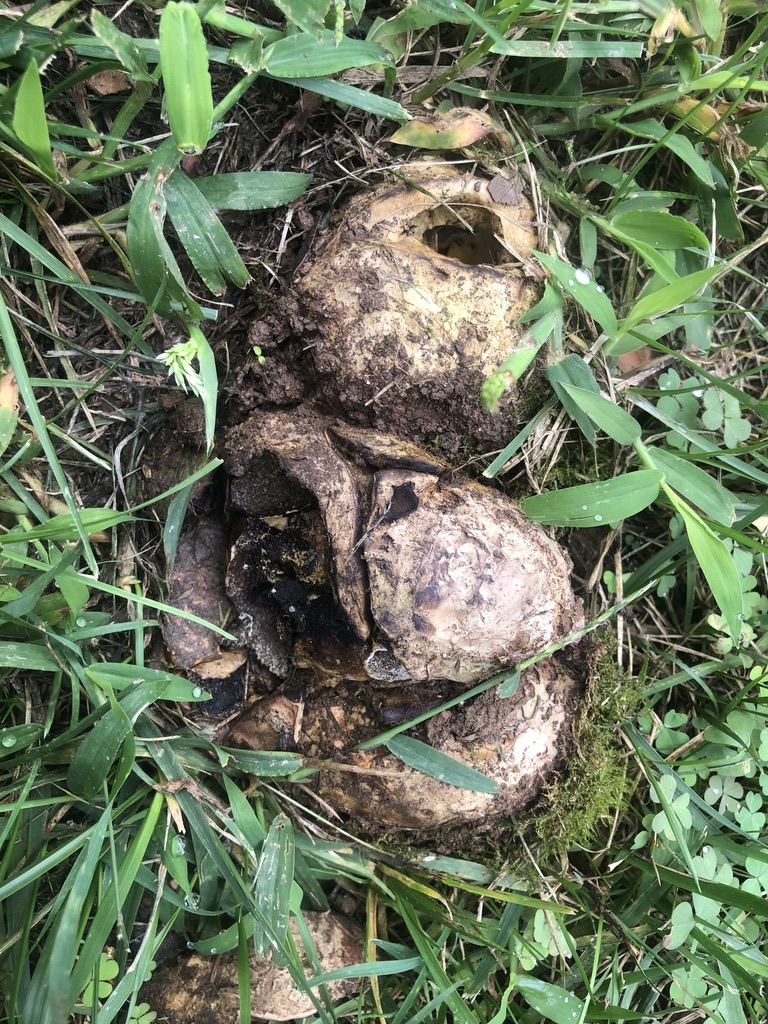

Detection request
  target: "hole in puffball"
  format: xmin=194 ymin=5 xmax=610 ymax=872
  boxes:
xmin=413 ymin=208 xmax=508 ymax=265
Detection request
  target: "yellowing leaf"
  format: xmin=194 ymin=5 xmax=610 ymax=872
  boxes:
xmin=0 ymin=367 xmax=19 ymax=459
xmin=389 ymin=108 xmax=507 ymax=151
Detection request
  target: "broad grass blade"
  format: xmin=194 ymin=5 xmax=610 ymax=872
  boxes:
xmin=13 ymin=60 xmax=57 ymax=178
xmin=646 ymin=447 xmax=736 ymax=525
xmin=1 ymin=508 xmax=132 ymax=543
xmin=547 ymin=354 xmax=601 ymax=445
xmin=523 ymin=470 xmax=664 ymax=527
xmin=159 ymin=2 xmax=212 ymax=155
xmin=514 ymin=975 xmax=587 ymax=1024
xmin=619 ymin=266 xmax=719 ymax=337
xmin=561 ymin=384 xmax=642 ymax=445
xmin=195 ymin=171 xmax=310 ymax=210
xmin=91 ymin=9 xmax=148 ymax=76
xmin=275 ymin=74 xmax=409 ymax=120
xmin=622 ymin=118 xmax=714 ymax=186
xmin=537 ymin=252 xmax=617 ymax=340
xmin=22 ymin=807 xmax=112 ymax=1024
xmin=67 ymin=680 xmax=171 ymax=800
xmin=268 ymin=0 xmax=329 ymax=39
xmin=188 ymin=324 xmax=218 ymax=452
xmin=253 ymin=814 xmax=295 ymax=964
xmin=69 ymin=793 xmax=164 ymax=1000
xmin=264 ymin=31 xmax=391 ymax=77
xmin=387 ymin=736 xmax=498 ymax=793
xmin=0 ymin=641 xmax=59 ymax=671
xmin=610 ymin=211 xmax=710 ymax=251
xmin=165 ymin=171 xmax=250 ymax=292
xmin=666 ymin=491 xmax=744 ymax=642
xmin=85 ymin=662 xmax=210 ymax=701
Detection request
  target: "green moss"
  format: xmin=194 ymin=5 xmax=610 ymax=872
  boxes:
xmin=530 ymin=637 xmax=645 ymax=855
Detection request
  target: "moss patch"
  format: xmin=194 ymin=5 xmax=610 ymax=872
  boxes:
xmin=530 ymin=635 xmax=646 ymax=855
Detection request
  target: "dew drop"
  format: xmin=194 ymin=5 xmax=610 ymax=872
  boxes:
xmin=594 ymin=514 xmax=603 ymax=522
xmin=596 ymin=284 xmax=605 ymax=293
xmin=2 ymin=736 xmax=16 ymax=748
xmin=76 ymin=617 xmax=86 ymax=628
xmin=186 ymin=941 xmax=195 ymax=950
xmin=737 ymin=613 xmax=745 ymax=621
xmin=568 ymin=278 xmax=575 ymax=287
xmin=581 ymin=505 xmax=589 ymax=511
xmin=191 ymin=686 xmax=203 ymax=698
xmin=574 ymin=267 xmax=591 ymax=285
xmin=210 ymin=947 xmax=217 ymax=955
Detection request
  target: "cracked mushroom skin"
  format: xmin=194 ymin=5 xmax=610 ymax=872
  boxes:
xmin=364 ymin=469 xmax=581 ymax=683
xmin=291 ymin=163 xmax=540 ymax=450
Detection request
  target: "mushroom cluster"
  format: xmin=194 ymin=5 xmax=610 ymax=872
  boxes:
xmin=165 ymin=163 xmax=584 ymax=832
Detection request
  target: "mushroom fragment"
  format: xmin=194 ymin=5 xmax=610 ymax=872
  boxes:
xmin=141 ymin=912 xmax=364 ymax=1022
xmin=301 ymin=658 xmax=581 ymax=829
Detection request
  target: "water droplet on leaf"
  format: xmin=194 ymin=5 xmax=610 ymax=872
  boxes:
xmin=192 ymin=686 xmax=203 ymax=698
xmin=574 ymin=267 xmax=591 ymax=285
xmin=594 ymin=514 xmax=603 ymax=522
xmin=2 ymin=736 xmax=16 ymax=748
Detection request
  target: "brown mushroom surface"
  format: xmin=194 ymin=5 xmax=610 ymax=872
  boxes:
xmin=284 ymin=657 xmax=582 ymax=830
xmin=209 ymin=408 xmax=585 ymax=829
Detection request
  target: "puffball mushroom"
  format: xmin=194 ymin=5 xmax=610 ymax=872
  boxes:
xmin=289 ymin=162 xmax=540 ymax=451
xmin=223 ymin=407 xmax=582 ymax=686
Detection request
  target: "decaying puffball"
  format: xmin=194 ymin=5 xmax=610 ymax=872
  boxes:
xmin=289 ymin=162 xmax=540 ymax=450
xmin=224 ymin=657 xmax=581 ymax=830
xmin=223 ymin=406 xmax=582 ymax=687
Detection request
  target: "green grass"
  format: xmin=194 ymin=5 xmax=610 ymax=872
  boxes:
xmin=1 ymin=1 xmax=767 ymax=1022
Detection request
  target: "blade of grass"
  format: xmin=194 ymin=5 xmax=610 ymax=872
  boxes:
xmin=159 ymin=1 xmax=212 ymax=155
